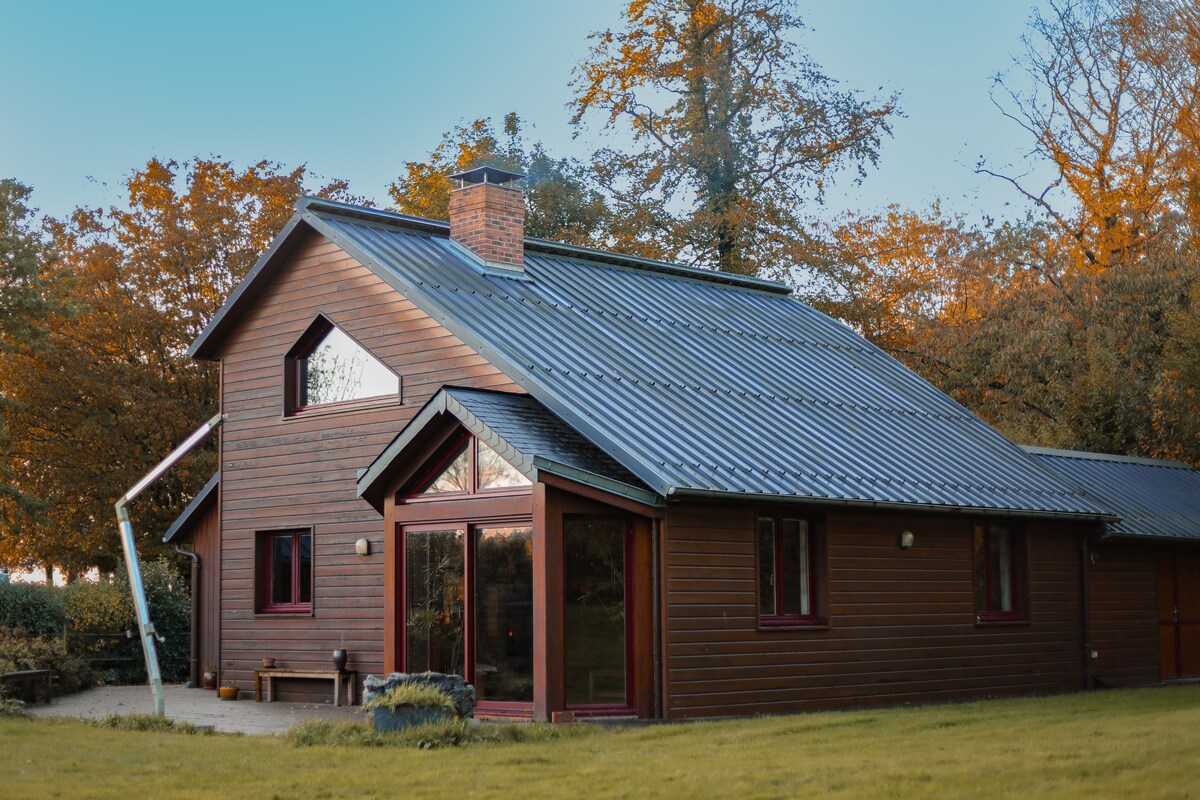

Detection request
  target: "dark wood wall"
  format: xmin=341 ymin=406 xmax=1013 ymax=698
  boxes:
xmin=1087 ymin=539 xmax=1160 ymax=686
xmin=187 ymin=499 xmax=221 ymax=680
xmin=662 ymin=503 xmax=1090 ymax=719
xmin=216 ymin=230 xmax=519 ymax=701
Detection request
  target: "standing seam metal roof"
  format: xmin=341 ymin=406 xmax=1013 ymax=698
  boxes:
xmin=1027 ymin=447 xmax=1200 ymax=539
xmin=191 ymin=198 xmax=1113 ymax=518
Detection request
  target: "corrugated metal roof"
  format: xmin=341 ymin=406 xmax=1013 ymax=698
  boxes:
xmin=357 ymin=387 xmax=656 ymax=510
xmin=1027 ymin=447 xmax=1200 ymax=539
xmin=162 ymin=472 xmax=219 ymax=544
xmin=193 ymin=198 xmax=1115 ymax=518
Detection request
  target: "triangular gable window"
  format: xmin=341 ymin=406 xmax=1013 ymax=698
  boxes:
xmin=286 ymin=317 xmax=399 ymax=413
xmin=414 ymin=435 xmax=531 ymax=497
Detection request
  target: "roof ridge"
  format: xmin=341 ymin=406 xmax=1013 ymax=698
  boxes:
xmin=1023 ymin=445 xmax=1192 ymax=469
xmin=299 ymin=196 xmax=792 ymax=296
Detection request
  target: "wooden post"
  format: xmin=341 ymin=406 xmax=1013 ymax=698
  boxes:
xmin=533 ymin=483 xmax=565 ymax=721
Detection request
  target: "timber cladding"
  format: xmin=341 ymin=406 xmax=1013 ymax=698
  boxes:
xmin=215 ymin=230 xmax=519 ymax=701
xmin=662 ymin=503 xmax=1089 ymax=719
xmin=1087 ymin=540 xmax=1159 ymax=686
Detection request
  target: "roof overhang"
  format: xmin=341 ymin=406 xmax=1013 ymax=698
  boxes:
xmin=162 ymin=472 xmax=219 ymax=544
xmin=357 ymin=388 xmax=663 ymax=514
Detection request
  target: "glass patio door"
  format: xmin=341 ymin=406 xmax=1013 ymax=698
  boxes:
xmin=563 ymin=517 xmax=630 ymax=710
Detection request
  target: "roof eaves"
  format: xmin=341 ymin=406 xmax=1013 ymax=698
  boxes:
xmin=356 ymin=392 xmax=451 ymax=505
xmin=188 ymin=212 xmax=309 ymax=360
xmin=666 ymin=486 xmax=1119 ymax=522
xmin=531 ymin=456 xmax=665 ymax=508
xmin=162 ymin=472 xmax=219 ymax=544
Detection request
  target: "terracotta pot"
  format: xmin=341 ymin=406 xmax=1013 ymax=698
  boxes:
xmin=261 ymin=657 xmax=276 ymax=669
xmin=201 ymin=671 xmax=218 ymax=690
xmin=218 ymin=686 xmax=239 ymax=701
xmin=332 ymin=649 xmax=348 ymax=671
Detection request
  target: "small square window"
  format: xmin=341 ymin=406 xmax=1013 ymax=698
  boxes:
xmin=257 ymin=530 xmax=313 ymax=613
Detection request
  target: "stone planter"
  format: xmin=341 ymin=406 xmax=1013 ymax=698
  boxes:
xmin=372 ymin=705 xmax=453 ymax=733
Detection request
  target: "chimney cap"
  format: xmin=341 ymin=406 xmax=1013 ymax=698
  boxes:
xmin=448 ymin=165 xmax=525 ymax=188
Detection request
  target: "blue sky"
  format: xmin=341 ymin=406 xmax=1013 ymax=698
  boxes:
xmin=1 ymin=1 xmax=1051 ymax=224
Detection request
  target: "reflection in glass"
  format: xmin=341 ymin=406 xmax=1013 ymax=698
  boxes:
xmin=757 ymin=517 xmax=775 ymax=616
xmin=302 ymin=326 xmax=398 ymax=406
xmin=564 ymin=518 xmax=626 ymax=706
xmin=780 ymin=519 xmax=809 ymax=616
xmin=270 ymin=535 xmax=293 ymax=606
xmin=298 ymin=534 xmax=313 ymax=605
xmin=420 ymin=442 xmax=471 ymax=494
xmin=478 ymin=442 xmax=531 ymax=490
xmin=405 ymin=529 xmax=465 ymax=676
xmin=473 ymin=527 xmax=534 ymax=703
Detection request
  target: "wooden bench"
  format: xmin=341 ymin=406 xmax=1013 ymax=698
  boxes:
xmin=1 ymin=669 xmax=52 ymax=705
xmin=254 ymin=669 xmax=356 ymax=707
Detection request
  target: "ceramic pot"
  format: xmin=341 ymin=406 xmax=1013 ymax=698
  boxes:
xmin=261 ymin=657 xmax=276 ymax=669
xmin=201 ymin=671 xmax=218 ymax=690
xmin=218 ymin=686 xmax=239 ymax=701
xmin=332 ymin=649 xmax=348 ymax=671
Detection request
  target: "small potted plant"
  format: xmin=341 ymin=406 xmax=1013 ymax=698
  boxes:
xmin=201 ymin=663 xmax=218 ymax=690
xmin=218 ymin=681 xmax=239 ymax=701
xmin=261 ymin=657 xmax=276 ymax=669
xmin=365 ymin=683 xmax=457 ymax=732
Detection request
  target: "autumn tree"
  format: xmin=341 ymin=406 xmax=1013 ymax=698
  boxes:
xmin=389 ymin=113 xmax=611 ymax=248
xmin=0 ymin=158 xmax=354 ymax=576
xmin=570 ymin=0 xmax=896 ymax=277
xmin=983 ymin=0 xmax=1200 ymax=272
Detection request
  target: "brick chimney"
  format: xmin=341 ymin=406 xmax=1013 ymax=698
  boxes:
xmin=447 ymin=166 xmax=526 ymax=270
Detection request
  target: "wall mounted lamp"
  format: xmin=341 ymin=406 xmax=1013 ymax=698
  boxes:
xmin=899 ymin=530 xmax=915 ymax=549
xmin=355 ymin=538 xmax=371 ymax=556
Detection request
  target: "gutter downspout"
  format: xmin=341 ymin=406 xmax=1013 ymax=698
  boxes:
xmin=114 ymin=413 xmax=223 ymax=717
xmin=174 ymin=545 xmax=201 ymax=688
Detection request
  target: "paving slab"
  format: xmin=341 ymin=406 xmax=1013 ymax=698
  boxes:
xmin=24 ymin=684 xmax=363 ymax=735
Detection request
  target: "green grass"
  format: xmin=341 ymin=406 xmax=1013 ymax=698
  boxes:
xmin=3 ymin=685 xmax=1200 ymax=799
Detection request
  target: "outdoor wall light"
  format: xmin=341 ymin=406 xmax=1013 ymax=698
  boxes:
xmin=355 ymin=538 xmax=370 ymax=556
xmin=899 ymin=530 xmax=915 ymax=549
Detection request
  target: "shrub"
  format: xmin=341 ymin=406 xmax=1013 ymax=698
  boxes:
xmin=286 ymin=719 xmax=597 ymax=750
xmin=0 ymin=627 xmax=93 ymax=694
xmin=0 ymin=582 xmax=64 ymax=636
xmin=88 ymin=713 xmax=208 ymax=735
xmin=363 ymin=683 xmax=457 ymax=714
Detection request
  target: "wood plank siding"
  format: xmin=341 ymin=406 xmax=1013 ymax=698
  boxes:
xmin=1087 ymin=540 xmax=1160 ymax=686
xmin=215 ymin=231 xmax=519 ymax=701
xmin=662 ymin=503 xmax=1089 ymax=718
xmin=188 ymin=500 xmax=221 ymax=679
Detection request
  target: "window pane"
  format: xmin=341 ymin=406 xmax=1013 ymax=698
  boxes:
xmin=405 ymin=530 xmax=465 ymax=676
xmin=757 ymin=518 xmax=776 ymax=617
xmin=302 ymin=326 xmax=398 ymax=406
xmin=473 ymin=527 xmax=534 ymax=703
xmin=477 ymin=441 xmax=531 ymax=490
xmin=990 ymin=528 xmax=1013 ymax=613
xmin=564 ymin=519 xmax=626 ymax=706
xmin=420 ymin=442 xmax=471 ymax=494
xmin=297 ymin=534 xmax=312 ymax=605
xmin=270 ymin=535 xmax=293 ymax=606
xmin=780 ymin=519 xmax=810 ymax=616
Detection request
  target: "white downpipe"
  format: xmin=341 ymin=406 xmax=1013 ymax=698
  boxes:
xmin=114 ymin=413 xmax=223 ymax=717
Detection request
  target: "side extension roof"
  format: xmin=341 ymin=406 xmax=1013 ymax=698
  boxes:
xmin=191 ymin=198 xmax=1113 ymax=519
xmin=162 ymin=472 xmax=219 ymax=544
xmin=1027 ymin=447 xmax=1200 ymax=540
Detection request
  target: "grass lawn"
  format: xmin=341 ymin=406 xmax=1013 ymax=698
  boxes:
xmin=3 ymin=685 xmax=1200 ymax=799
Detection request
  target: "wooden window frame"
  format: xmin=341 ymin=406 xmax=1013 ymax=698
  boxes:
xmin=399 ymin=516 xmax=535 ymax=717
xmin=256 ymin=529 xmax=314 ymax=615
xmin=404 ymin=432 xmax=531 ymax=502
xmin=283 ymin=314 xmax=401 ymax=417
xmin=756 ymin=513 xmax=826 ymax=629
xmin=973 ymin=522 xmax=1028 ymax=624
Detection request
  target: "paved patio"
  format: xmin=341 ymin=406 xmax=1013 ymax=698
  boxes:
xmin=24 ymin=684 xmax=363 ymax=735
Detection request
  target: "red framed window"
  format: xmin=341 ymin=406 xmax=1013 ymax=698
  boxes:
xmin=257 ymin=530 xmax=313 ymax=613
xmin=406 ymin=433 xmax=531 ymax=499
xmin=757 ymin=515 xmax=820 ymax=626
xmin=973 ymin=523 xmax=1026 ymax=622
xmin=284 ymin=315 xmax=399 ymax=415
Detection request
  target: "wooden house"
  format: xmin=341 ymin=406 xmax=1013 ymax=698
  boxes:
xmin=163 ymin=167 xmax=1197 ymax=720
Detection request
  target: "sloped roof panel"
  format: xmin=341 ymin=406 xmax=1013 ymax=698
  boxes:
xmin=198 ymin=198 xmax=1113 ymax=517
xmin=1028 ymin=447 xmax=1200 ymax=539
